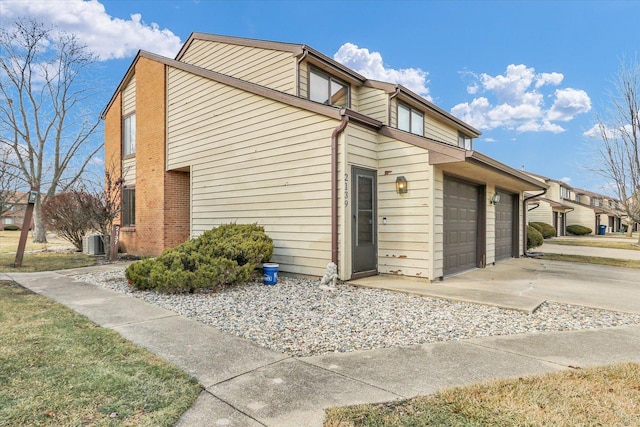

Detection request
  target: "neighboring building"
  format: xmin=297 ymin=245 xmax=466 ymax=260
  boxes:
xmin=0 ymin=192 xmax=30 ymax=230
xmin=102 ymin=33 xmax=547 ymax=281
xmin=525 ymin=172 xmax=626 ymax=235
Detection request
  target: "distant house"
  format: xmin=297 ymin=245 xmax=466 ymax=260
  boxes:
xmin=0 ymin=192 xmax=30 ymax=230
xmin=525 ymin=172 xmax=625 ymax=235
xmin=102 ymin=33 xmax=547 ymax=281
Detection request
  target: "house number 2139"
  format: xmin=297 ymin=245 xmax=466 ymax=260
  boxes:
xmin=344 ymin=173 xmax=349 ymax=206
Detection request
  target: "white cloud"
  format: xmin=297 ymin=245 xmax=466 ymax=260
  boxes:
xmin=559 ymin=176 xmax=572 ymax=184
xmin=0 ymin=0 xmax=182 ymax=60
xmin=547 ymin=88 xmax=591 ymax=121
xmin=334 ymin=43 xmax=431 ymax=99
xmin=452 ymin=64 xmax=591 ymax=134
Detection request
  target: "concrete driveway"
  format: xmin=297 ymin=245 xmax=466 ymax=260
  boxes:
xmin=431 ymin=257 xmax=640 ymax=315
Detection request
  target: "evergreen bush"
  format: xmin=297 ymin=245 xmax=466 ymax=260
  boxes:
xmin=2 ymin=225 xmax=20 ymax=231
xmin=527 ymin=225 xmax=544 ymax=249
xmin=531 ymin=222 xmax=557 ymax=239
xmin=529 ymin=222 xmax=543 ymax=233
xmin=125 ymin=223 xmax=273 ymax=294
xmin=566 ymin=224 xmax=592 ymax=235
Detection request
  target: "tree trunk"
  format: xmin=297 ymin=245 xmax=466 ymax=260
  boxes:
xmin=32 ymin=201 xmax=48 ymax=243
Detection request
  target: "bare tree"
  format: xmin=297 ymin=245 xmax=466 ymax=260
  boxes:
xmin=0 ymin=18 xmax=103 ymax=243
xmin=0 ymin=145 xmax=24 ymax=218
xmin=592 ymin=57 xmax=640 ymax=243
xmin=82 ymin=160 xmax=124 ymax=260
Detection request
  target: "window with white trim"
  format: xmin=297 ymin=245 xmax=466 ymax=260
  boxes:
xmin=123 ymin=113 xmax=136 ymax=156
xmin=398 ymin=103 xmax=424 ymax=135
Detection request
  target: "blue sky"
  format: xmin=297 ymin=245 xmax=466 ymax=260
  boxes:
xmin=2 ymin=0 xmax=639 ymax=193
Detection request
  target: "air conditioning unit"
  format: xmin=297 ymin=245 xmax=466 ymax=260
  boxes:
xmin=83 ymin=234 xmax=105 ymax=255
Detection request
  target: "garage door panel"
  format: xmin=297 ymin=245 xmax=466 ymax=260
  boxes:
xmin=495 ymin=191 xmax=515 ymax=261
xmin=444 ymin=178 xmax=479 ymax=276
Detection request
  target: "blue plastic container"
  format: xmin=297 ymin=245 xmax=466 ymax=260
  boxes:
xmin=599 ymin=224 xmax=607 ymax=235
xmin=263 ymin=263 xmax=279 ymax=285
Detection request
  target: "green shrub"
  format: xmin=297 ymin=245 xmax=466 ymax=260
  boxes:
xmin=125 ymin=223 xmax=273 ymax=294
xmin=531 ymin=222 xmax=557 ymax=239
xmin=529 ymin=222 xmax=543 ymax=233
xmin=566 ymin=224 xmax=592 ymax=235
xmin=527 ymin=225 xmax=544 ymax=250
xmin=2 ymin=225 xmax=20 ymax=231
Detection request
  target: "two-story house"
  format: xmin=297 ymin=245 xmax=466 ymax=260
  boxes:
xmin=1 ymin=192 xmax=30 ymax=230
xmin=102 ymin=33 xmax=547 ymax=281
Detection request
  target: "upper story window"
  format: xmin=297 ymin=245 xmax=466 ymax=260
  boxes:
xmin=458 ymin=132 xmax=473 ymax=150
xmin=398 ymin=103 xmax=424 ymax=136
xmin=123 ymin=113 xmax=136 ymax=157
xmin=559 ymin=186 xmax=572 ymax=200
xmin=309 ymin=68 xmax=349 ymax=107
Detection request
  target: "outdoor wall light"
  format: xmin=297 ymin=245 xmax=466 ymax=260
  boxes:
xmin=396 ymin=176 xmax=408 ymax=194
xmin=490 ymin=193 xmax=501 ymax=205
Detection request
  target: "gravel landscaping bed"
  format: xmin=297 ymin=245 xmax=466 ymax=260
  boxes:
xmin=76 ymin=267 xmax=640 ymax=357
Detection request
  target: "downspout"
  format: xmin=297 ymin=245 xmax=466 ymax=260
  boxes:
xmin=388 ymin=85 xmax=400 ymax=125
xmin=523 ymin=189 xmax=547 ymax=257
xmin=331 ymin=113 xmax=349 ymax=266
xmin=296 ymin=48 xmax=308 ymax=97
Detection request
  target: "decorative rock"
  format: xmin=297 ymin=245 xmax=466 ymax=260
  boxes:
xmin=75 ymin=267 xmax=640 ymax=357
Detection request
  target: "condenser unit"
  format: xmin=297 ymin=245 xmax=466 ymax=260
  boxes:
xmin=83 ymin=234 xmax=105 ymax=255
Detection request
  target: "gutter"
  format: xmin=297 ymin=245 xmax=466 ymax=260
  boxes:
xmin=296 ymin=47 xmax=308 ymax=97
xmin=331 ymin=114 xmax=349 ymax=266
xmin=388 ymin=85 xmax=400 ymax=126
xmin=523 ymin=189 xmax=547 ymax=257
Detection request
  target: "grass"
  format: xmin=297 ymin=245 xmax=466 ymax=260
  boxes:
xmin=540 ymin=253 xmax=640 ymax=269
xmin=0 ymin=230 xmax=97 ymax=272
xmin=548 ymin=238 xmax=640 ymax=251
xmin=0 ymin=252 xmax=97 ymax=272
xmin=325 ymin=363 xmax=640 ymax=427
xmin=0 ymin=280 xmax=201 ymax=426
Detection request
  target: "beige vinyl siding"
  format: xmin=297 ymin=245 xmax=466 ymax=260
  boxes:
xmin=357 ymin=86 xmax=388 ymax=124
xmin=122 ymin=157 xmax=136 ymax=185
xmin=376 ymin=135 xmax=432 ymax=279
xmin=566 ymin=202 xmax=597 ymax=233
xmin=527 ymin=201 xmax=553 ymax=224
xmin=424 ymin=114 xmax=458 ymax=145
xmin=166 ymin=67 xmax=338 ymax=277
xmin=122 ymin=75 xmax=136 ymax=115
xmin=180 ymin=39 xmax=296 ymax=94
xmin=432 ymin=168 xmax=445 ymax=278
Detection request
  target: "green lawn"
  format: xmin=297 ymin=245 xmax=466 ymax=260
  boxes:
xmin=540 ymin=253 xmax=640 ymax=269
xmin=548 ymin=238 xmax=640 ymax=251
xmin=0 ymin=281 xmax=201 ymax=426
xmin=325 ymin=363 xmax=640 ymax=426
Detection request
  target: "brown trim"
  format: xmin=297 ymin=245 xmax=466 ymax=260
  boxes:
xmin=176 ymin=32 xmax=304 ymax=60
xmin=466 ymin=151 xmax=548 ymax=190
xmin=350 ymin=270 xmax=378 ymax=280
xmin=381 ymin=126 xmax=465 ymax=159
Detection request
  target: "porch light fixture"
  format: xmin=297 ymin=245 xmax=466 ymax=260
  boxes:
xmin=490 ymin=193 xmax=501 ymax=205
xmin=396 ymin=176 xmax=408 ymax=194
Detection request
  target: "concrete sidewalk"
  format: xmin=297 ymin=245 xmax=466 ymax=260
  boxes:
xmin=5 ymin=266 xmax=640 ymax=427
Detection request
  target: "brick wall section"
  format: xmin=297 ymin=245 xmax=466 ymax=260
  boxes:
xmin=135 ymin=57 xmax=168 ymax=256
xmin=103 ymin=57 xmax=190 ymax=256
xmin=164 ymin=170 xmax=191 ymax=248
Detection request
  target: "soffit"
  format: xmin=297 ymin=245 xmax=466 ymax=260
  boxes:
xmin=435 ymin=151 xmax=548 ymax=192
